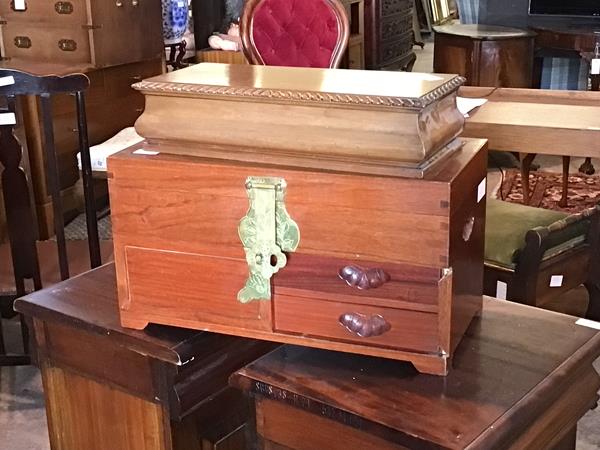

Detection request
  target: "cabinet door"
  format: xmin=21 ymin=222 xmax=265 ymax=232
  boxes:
xmin=86 ymin=0 xmax=163 ymax=67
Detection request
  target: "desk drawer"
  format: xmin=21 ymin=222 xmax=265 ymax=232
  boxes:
xmin=273 ymin=294 xmax=440 ymax=353
xmin=0 ymin=23 xmax=91 ymax=64
xmin=0 ymin=0 xmax=87 ymax=24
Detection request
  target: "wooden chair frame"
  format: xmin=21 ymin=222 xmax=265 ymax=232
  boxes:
xmin=0 ymin=69 xmax=101 ymax=366
xmin=484 ymin=205 xmax=600 ymax=321
xmin=240 ymin=0 xmax=350 ymax=69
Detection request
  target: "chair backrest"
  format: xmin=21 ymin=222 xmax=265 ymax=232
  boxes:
xmin=240 ymin=0 xmax=349 ymax=68
xmin=0 ymin=68 xmax=100 ymax=295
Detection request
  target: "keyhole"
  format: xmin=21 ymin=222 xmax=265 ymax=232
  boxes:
xmin=270 ymin=255 xmax=278 ymax=267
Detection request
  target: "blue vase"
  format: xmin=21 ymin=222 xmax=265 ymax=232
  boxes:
xmin=162 ymin=0 xmax=189 ymax=45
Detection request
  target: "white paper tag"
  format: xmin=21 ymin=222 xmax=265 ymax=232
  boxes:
xmin=496 ymin=281 xmax=507 ymax=300
xmin=576 ymin=318 xmax=600 ymax=330
xmin=0 ymin=76 xmax=15 ymax=87
xmin=549 ymin=275 xmax=563 ymax=287
xmin=133 ymin=149 xmax=160 ymax=156
xmin=592 ymin=59 xmax=600 ymax=76
xmin=477 ymin=178 xmax=486 ymax=203
xmin=0 ymin=112 xmax=16 ymax=125
xmin=177 ymin=0 xmax=185 ymax=6
xmin=13 ymin=0 xmax=26 ymax=10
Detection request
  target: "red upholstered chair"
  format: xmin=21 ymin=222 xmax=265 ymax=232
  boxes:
xmin=240 ymin=0 xmax=349 ymax=69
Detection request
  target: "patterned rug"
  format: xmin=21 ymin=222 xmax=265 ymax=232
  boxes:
xmin=494 ymin=169 xmax=600 ymax=213
xmin=64 ymin=213 xmax=112 ymax=241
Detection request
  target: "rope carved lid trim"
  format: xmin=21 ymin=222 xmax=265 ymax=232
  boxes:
xmin=132 ymin=75 xmax=466 ymax=110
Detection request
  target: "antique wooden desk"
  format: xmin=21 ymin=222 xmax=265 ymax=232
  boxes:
xmin=460 ymin=86 xmax=600 ymax=204
xmin=231 ymin=298 xmax=600 ymax=450
xmin=13 ymin=263 xmax=276 ymax=450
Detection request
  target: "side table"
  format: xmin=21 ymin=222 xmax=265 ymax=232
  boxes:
xmin=232 ymin=298 xmax=600 ymax=449
xmin=433 ymin=24 xmax=535 ymax=87
xmin=14 ymin=263 xmax=277 ymax=450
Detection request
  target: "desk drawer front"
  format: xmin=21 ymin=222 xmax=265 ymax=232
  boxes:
xmin=273 ymin=293 xmax=440 ymax=353
xmin=0 ymin=0 xmax=87 ymax=24
xmin=0 ymin=24 xmax=90 ymax=64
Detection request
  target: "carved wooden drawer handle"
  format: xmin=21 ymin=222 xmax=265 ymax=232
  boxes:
xmin=339 ymin=313 xmax=391 ymax=338
xmin=338 ymin=265 xmax=390 ymax=290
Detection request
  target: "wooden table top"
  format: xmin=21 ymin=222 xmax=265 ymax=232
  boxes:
xmin=460 ymin=86 xmax=600 ymax=157
xmin=14 ymin=263 xmax=209 ymax=365
xmin=231 ymin=298 xmax=600 ymax=449
xmin=434 ymin=24 xmax=535 ymax=40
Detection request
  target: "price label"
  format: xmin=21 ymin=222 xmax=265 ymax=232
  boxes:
xmin=14 ymin=0 xmax=26 ymax=10
xmin=592 ymin=59 xmax=600 ymax=76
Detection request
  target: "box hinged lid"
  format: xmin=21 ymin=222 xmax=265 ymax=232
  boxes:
xmin=132 ymin=63 xmax=466 ymax=177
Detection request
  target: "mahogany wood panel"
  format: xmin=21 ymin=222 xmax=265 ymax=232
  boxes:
xmin=231 ymin=298 xmax=600 ymax=449
xmin=256 ymin=398 xmax=407 ymax=450
xmin=15 ymin=264 xmax=277 ymax=450
xmin=434 ymin=25 xmax=535 ymax=88
xmin=109 ymin=140 xmax=486 ymax=374
xmin=273 ymin=293 xmax=439 ymax=352
xmin=124 ymin=246 xmax=272 ymax=332
xmin=41 ymin=364 xmax=169 ymax=450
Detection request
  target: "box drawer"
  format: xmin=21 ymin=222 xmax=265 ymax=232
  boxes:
xmin=273 ymin=294 xmax=440 ymax=353
xmin=0 ymin=23 xmax=91 ymax=64
xmin=0 ymin=0 xmax=87 ymax=24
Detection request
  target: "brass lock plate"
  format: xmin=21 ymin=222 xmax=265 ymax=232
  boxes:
xmin=238 ymin=177 xmax=300 ymax=303
xmin=14 ymin=36 xmax=31 ymax=49
xmin=58 ymin=39 xmax=77 ymax=52
xmin=55 ymin=1 xmax=74 ymax=14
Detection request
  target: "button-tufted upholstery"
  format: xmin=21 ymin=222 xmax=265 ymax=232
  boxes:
xmin=241 ymin=0 xmax=348 ymax=68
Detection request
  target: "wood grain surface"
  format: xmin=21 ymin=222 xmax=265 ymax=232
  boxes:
xmin=232 ymin=298 xmax=600 ymax=449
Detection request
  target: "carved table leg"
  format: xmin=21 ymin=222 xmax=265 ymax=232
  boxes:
xmin=579 ymin=157 xmax=595 ymax=175
xmin=559 ymin=156 xmax=570 ymax=208
xmin=520 ymin=153 xmax=536 ymax=205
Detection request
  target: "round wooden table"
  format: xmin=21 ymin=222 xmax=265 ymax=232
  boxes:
xmin=433 ymin=24 xmax=536 ymax=88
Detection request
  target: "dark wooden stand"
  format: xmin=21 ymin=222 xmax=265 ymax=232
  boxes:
xmin=14 ymin=263 xmax=277 ymax=450
xmin=533 ymin=26 xmax=600 ymax=176
xmin=433 ymin=24 xmax=535 ymax=87
xmin=232 ymin=298 xmax=600 ymax=449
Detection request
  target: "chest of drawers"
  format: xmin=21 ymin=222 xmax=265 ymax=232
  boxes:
xmin=0 ymin=0 xmax=163 ymax=67
xmin=108 ymin=64 xmax=486 ymax=376
xmin=364 ymin=0 xmax=416 ymax=70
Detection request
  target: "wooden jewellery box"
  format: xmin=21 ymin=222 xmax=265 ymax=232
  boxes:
xmin=108 ymin=64 xmax=488 ymax=375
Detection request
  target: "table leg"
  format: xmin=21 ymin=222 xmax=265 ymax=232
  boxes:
xmin=591 ymin=74 xmax=600 ymax=92
xmin=520 ymin=153 xmax=536 ymax=205
xmin=559 ymin=156 xmax=570 ymax=208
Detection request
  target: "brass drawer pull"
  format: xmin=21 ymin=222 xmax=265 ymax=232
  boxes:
xmin=14 ymin=36 xmax=31 ymax=49
xmin=55 ymin=1 xmax=74 ymax=14
xmin=58 ymin=39 xmax=77 ymax=52
xmin=339 ymin=313 xmax=391 ymax=338
xmin=338 ymin=265 xmax=390 ymax=290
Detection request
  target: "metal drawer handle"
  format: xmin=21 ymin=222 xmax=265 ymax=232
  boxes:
xmin=339 ymin=313 xmax=391 ymax=338
xmin=338 ymin=265 xmax=390 ymax=290
xmin=131 ymin=0 xmax=139 ymax=6
xmin=58 ymin=39 xmax=77 ymax=52
xmin=55 ymin=1 xmax=73 ymax=14
xmin=14 ymin=36 xmax=31 ymax=49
